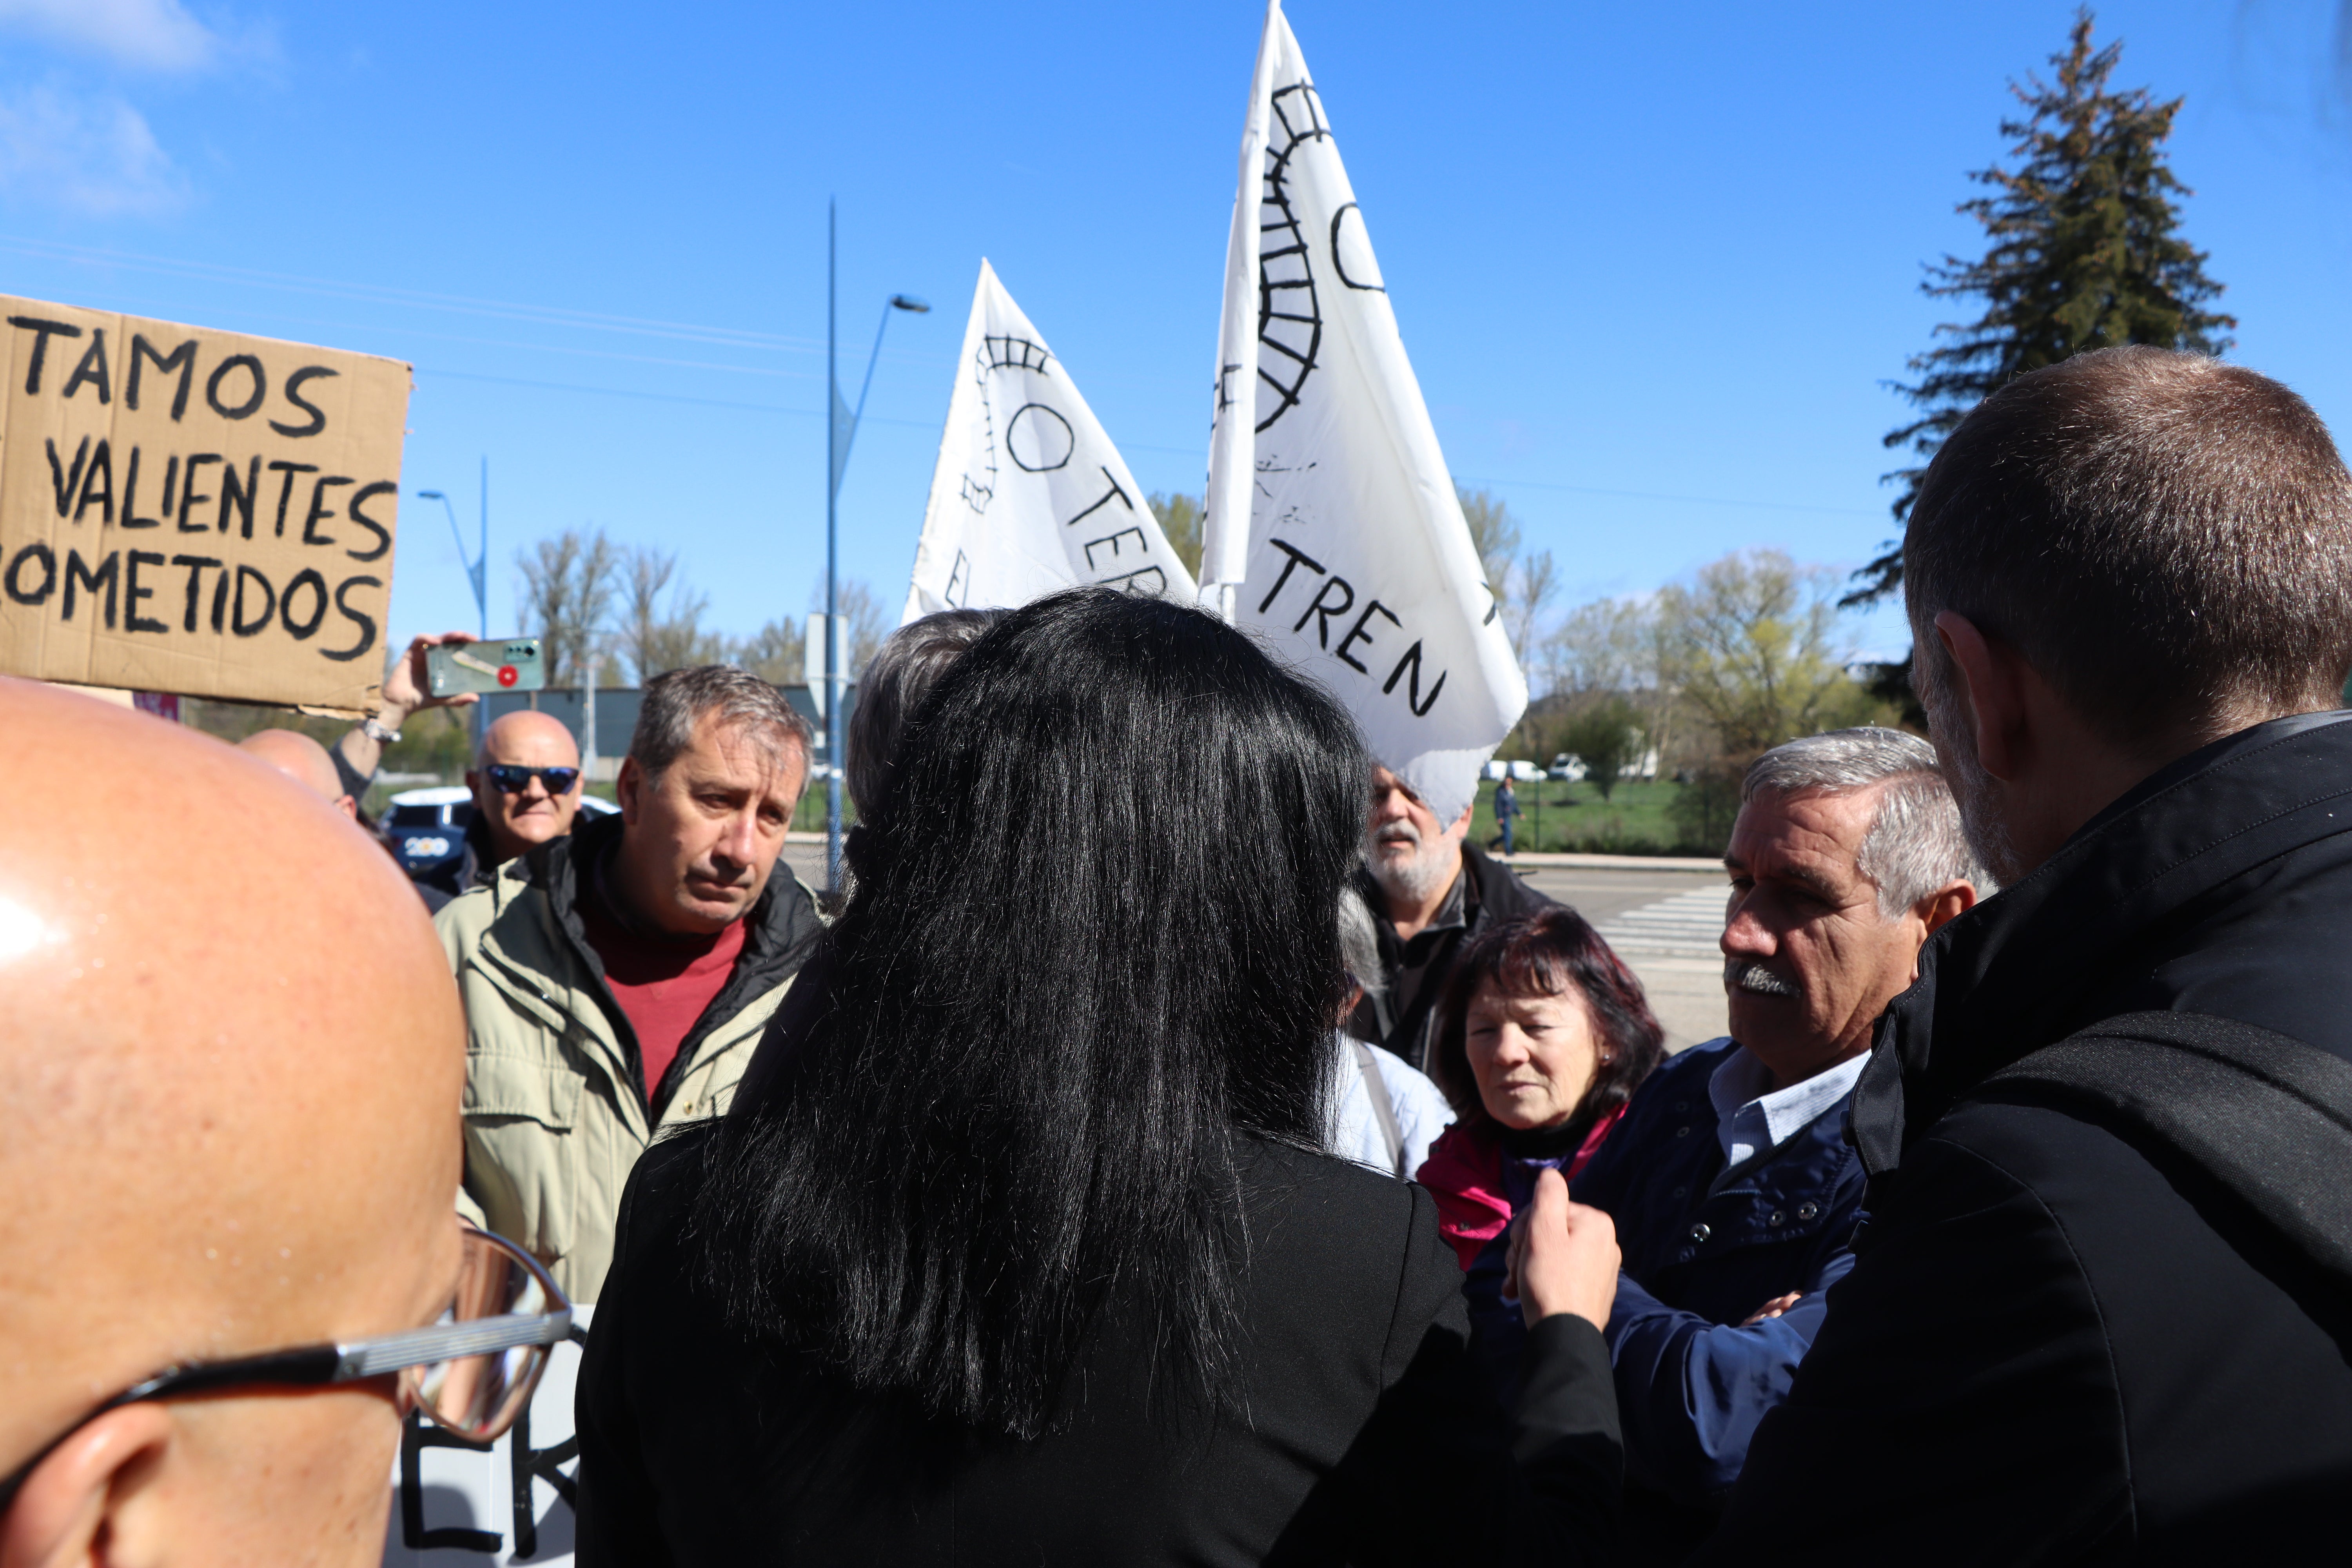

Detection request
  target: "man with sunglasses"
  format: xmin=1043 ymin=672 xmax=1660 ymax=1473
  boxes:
xmin=0 ymin=679 xmax=569 ymax=1562
xmin=414 ymin=711 xmax=588 ymax=911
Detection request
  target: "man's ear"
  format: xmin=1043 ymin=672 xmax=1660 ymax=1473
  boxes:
xmin=615 ymin=756 xmax=642 ymax=824
xmin=0 ymin=1404 xmax=172 ymax=1568
xmin=1917 ymin=879 xmax=1978 ymax=939
xmin=1933 ymin=612 xmax=2033 ymax=783
xmin=1446 ymin=804 xmax=1474 ymax=840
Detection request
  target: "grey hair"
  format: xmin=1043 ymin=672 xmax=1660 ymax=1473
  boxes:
xmin=1337 ymin=882 xmax=1387 ymax=999
xmin=628 ymin=664 xmax=813 ymax=784
xmin=1741 ymin=726 xmax=1994 ymax=916
xmin=847 ymin=608 xmax=1009 ymax=820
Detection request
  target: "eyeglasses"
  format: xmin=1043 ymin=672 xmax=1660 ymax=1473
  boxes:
xmin=0 ymin=1227 xmax=570 ymax=1517
xmin=485 ymin=764 xmax=581 ymax=795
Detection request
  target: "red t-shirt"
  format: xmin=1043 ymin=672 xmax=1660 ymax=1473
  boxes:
xmin=577 ymin=885 xmax=747 ymax=1101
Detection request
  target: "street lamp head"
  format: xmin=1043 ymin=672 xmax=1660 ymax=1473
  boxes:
xmin=889 ymin=295 xmax=930 ymax=314
xmin=416 ymin=489 xmax=446 ymax=500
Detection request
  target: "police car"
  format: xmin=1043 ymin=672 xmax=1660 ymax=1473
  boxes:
xmin=381 ymin=787 xmax=474 ymax=881
xmin=381 ymin=784 xmax=616 ymax=883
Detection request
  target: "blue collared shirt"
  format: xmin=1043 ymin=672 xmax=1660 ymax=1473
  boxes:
xmin=1709 ymin=1047 xmax=1871 ymax=1171
xmin=1570 ymin=1038 xmax=1869 ymax=1526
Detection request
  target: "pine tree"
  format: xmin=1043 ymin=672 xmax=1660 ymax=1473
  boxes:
xmin=1847 ymin=8 xmax=2234 ymax=612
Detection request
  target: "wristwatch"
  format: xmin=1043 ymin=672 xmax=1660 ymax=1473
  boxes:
xmin=361 ymin=716 xmax=401 ymax=745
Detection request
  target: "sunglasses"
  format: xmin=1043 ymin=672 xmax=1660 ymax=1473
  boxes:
xmin=0 ymin=1227 xmax=571 ymax=1517
xmin=485 ymin=764 xmax=581 ymax=795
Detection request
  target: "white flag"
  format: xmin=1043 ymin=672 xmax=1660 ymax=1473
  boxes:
xmin=1201 ymin=0 xmax=1526 ymax=826
xmin=904 ymin=261 xmax=1197 ymax=624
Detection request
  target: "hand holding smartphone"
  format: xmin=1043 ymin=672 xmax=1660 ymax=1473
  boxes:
xmin=426 ymin=639 xmax=548 ymax=698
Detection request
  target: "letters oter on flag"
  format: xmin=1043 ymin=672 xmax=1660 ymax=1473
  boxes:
xmin=0 ymin=296 xmax=410 ymax=715
xmin=904 ymin=260 xmax=1195 ymax=624
xmin=1200 ymin=0 xmax=1526 ymax=825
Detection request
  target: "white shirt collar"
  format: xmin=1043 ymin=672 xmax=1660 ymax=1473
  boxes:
xmin=1707 ymin=1047 xmax=1869 ymax=1170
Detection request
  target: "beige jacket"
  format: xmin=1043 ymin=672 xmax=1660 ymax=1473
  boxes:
xmin=434 ymin=819 xmax=822 ymax=1301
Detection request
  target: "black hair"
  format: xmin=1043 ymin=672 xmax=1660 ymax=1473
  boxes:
xmin=693 ymin=588 xmax=1372 ymax=1439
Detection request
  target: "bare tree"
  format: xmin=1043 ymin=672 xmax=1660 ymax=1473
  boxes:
xmin=733 ymin=617 xmax=803 ymax=686
xmin=516 ymin=528 xmax=620 ymax=688
xmin=1506 ymin=547 xmax=1559 ymax=667
xmin=809 ymin=579 xmax=887 ymax=678
xmin=1456 ymin=486 xmax=1520 ymax=598
xmin=619 ymin=546 xmax=724 ymax=683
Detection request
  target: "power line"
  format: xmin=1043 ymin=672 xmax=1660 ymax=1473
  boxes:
xmin=4 ymin=234 xmax=1881 ymax=523
xmin=1451 ymin=474 xmax=1883 ymax=519
xmin=414 ymin=367 xmax=936 ymax=429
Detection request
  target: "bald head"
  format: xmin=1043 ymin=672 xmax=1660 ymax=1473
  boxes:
xmin=468 ymin=709 xmax=585 ymax=865
xmin=238 ymin=727 xmax=356 ymax=819
xmin=475 ymin=708 xmax=579 ymax=771
xmin=0 ymin=679 xmax=463 ymax=1559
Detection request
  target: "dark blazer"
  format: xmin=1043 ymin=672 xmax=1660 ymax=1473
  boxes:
xmin=577 ymin=1125 xmax=1621 ymax=1567
xmin=1702 ymin=713 xmax=2352 ymax=1563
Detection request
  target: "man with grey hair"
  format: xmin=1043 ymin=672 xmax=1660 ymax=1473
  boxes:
xmin=1564 ymin=726 xmax=1985 ymax=1561
xmin=437 ymin=664 xmax=825 ymax=1300
xmin=1348 ymin=764 xmax=1555 ymax=1071
xmin=1702 ymin=349 xmax=2352 ymax=1559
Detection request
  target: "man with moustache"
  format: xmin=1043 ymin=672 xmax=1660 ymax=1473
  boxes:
xmin=1697 ymin=348 xmax=2352 ymax=1559
xmin=1568 ymin=728 xmax=1984 ymax=1560
xmin=1347 ymin=764 xmax=1553 ymax=1072
xmin=439 ymin=665 xmax=824 ymax=1302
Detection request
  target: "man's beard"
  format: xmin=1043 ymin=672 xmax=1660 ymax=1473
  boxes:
xmin=1366 ymin=820 xmax=1459 ymax=905
xmin=1918 ymin=644 xmax=2026 ymax=885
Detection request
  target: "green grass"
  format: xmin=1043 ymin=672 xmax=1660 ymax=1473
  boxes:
xmin=1470 ymin=777 xmax=1715 ymax=857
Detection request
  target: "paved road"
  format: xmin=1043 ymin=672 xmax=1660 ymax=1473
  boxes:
xmin=786 ymin=844 xmax=1731 ymax=1052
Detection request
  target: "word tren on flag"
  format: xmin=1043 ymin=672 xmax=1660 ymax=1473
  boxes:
xmin=1200 ymin=0 xmax=1527 ymax=826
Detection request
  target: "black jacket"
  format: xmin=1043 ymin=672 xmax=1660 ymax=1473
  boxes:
xmin=577 ymin=1128 xmax=1622 ymax=1567
xmin=1702 ymin=713 xmax=2352 ymax=1563
xmin=1348 ymin=843 xmax=1555 ymax=1072
xmin=531 ymin=809 xmax=825 ymax=1113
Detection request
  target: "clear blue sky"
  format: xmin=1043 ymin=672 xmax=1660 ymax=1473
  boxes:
xmin=4 ymin=0 xmax=2347 ymax=663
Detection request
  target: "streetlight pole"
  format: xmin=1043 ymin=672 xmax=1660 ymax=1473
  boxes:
xmin=823 ymin=201 xmax=929 ymax=890
xmin=418 ymin=466 xmax=491 ymax=744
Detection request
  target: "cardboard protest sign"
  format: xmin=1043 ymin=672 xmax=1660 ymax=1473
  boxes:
xmin=0 ymin=296 xmax=410 ymax=715
xmin=1200 ymin=0 xmax=1526 ymax=824
xmin=904 ymin=260 xmax=1196 ymax=624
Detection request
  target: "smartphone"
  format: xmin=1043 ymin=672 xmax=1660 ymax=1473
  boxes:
xmin=426 ymin=639 xmax=547 ymax=697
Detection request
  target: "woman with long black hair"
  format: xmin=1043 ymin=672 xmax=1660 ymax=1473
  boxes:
xmin=575 ymin=589 xmax=1623 ymax=1566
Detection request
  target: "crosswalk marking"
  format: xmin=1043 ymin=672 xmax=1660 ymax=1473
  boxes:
xmin=1593 ymin=884 xmax=1730 ymax=961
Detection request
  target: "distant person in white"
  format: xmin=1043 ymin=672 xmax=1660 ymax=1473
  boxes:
xmin=1328 ymin=884 xmax=1454 ymax=1178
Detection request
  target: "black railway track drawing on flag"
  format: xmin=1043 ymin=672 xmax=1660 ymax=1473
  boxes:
xmin=962 ymin=333 xmax=1059 ymax=511
xmin=1255 ymin=78 xmax=1330 ymax=434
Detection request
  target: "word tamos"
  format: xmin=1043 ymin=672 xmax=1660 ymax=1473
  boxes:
xmin=0 ymin=295 xmax=410 ymax=714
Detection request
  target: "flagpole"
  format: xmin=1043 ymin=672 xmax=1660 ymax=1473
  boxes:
xmin=826 ymin=200 xmax=844 ymax=891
